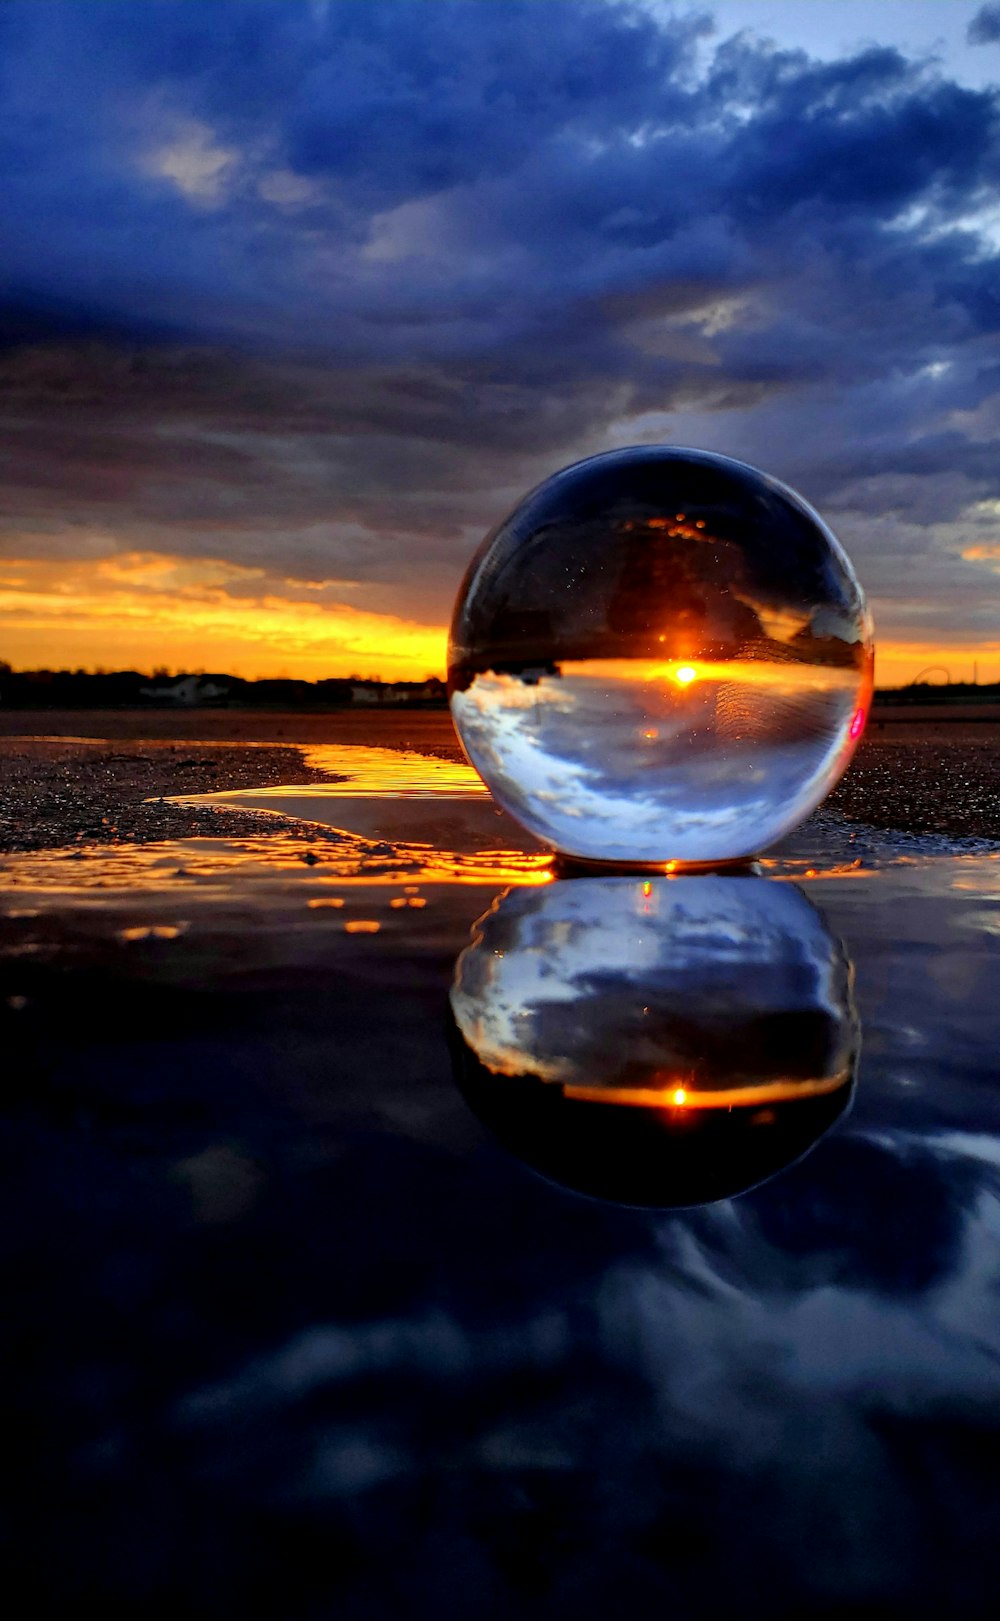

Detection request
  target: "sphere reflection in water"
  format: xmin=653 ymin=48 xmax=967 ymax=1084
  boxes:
xmin=449 ymin=447 xmax=873 ymax=864
xmin=449 ymin=876 xmax=859 ymax=1208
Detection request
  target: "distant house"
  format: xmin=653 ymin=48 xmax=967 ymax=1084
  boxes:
xmin=349 ymin=678 xmax=447 ymax=706
xmin=140 ymin=675 xmax=229 ymax=706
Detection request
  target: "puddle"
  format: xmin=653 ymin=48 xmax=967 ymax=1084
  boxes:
xmin=168 ymin=741 xmax=487 ymax=812
xmin=153 ymin=741 xmax=503 ymax=849
xmin=0 ymin=828 xmax=552 ymax=902
xmin=162 ymin=739 xmax=999 ymax=865
xmin=301 ymin=743 xmax=487 ymax=797
xmin=0 ymin=737 xmax=989 ymax=910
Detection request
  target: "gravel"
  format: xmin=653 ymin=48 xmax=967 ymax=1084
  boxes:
xmin=828 ymin=728 xmax=1000 ymax=842
xmin=0 ymin=740 xmax=337 ymax=852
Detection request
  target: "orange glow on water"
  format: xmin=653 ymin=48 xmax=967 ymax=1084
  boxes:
xmin=0 ymin=829 xmax=554 ymax=894
xmin=298 ymin=744 xmax=487 ymax=798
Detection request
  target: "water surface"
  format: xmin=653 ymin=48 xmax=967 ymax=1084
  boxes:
xmin=1 ymin=740 xmax=997 ymax=1615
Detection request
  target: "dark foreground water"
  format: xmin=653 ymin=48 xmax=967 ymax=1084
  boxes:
xmin=1 ymin=750 xmax=998 ymax=1617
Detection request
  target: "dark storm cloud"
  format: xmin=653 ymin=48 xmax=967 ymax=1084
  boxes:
xmin=0 ymin=0 xmax=998 ymax=636
xmin=969 ymin=5 xmax=1000 ymax=46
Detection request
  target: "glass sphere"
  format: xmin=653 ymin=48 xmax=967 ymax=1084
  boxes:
xmin=449 ymin=447 xmax=873 ymax=864
xmin=449 ymin=875 xmax=858 ymax=1207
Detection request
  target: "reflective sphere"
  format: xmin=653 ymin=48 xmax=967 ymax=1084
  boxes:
xmin=449 ymin=447 xmax=873 ymax=864
xmin=449 ymin=875 xmax=859 ymax=1207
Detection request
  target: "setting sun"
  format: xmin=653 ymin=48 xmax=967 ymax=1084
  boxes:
xmin=673 ymin=664 xmax=698 ymax=686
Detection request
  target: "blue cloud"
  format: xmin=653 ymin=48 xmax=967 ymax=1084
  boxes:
xmin=969 ymin=4 xmax=1000 ymax=45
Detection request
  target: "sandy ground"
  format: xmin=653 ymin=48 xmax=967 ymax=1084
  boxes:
xmin=0 ymin=707 xmax=997 ymax=851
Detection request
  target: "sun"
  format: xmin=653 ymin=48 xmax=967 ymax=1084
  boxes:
xmin=673 ymin=664 xmax=698 ymax=686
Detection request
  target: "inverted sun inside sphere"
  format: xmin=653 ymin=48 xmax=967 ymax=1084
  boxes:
xmin=448 ymin=446 xmax=874 ymax=865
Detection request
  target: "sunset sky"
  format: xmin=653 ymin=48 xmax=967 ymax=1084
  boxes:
xmin=1 ymin=0 xmax=999 ymax=687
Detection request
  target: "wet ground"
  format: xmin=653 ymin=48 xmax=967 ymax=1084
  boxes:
xmin=0 ymin=709 xmax=998 ymax=848
xmin=1 ymin=725 xmax=999 ymax=1615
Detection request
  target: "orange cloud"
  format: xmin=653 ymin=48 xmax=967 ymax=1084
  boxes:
xmin=0 ymin=550 xmax=995 ymax=688
xmin=0 ymin=552 xmax=447 ymax=679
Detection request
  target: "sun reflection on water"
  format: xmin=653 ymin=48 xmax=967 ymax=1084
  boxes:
xmin=0 ymin=828 xmax=553 ymax=898
xmin=294 ymin=744 xmax=487 ymax=798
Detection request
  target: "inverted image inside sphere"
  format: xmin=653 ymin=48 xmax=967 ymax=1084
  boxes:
xmin=449 ymin=446 xmax=873 ymax=864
